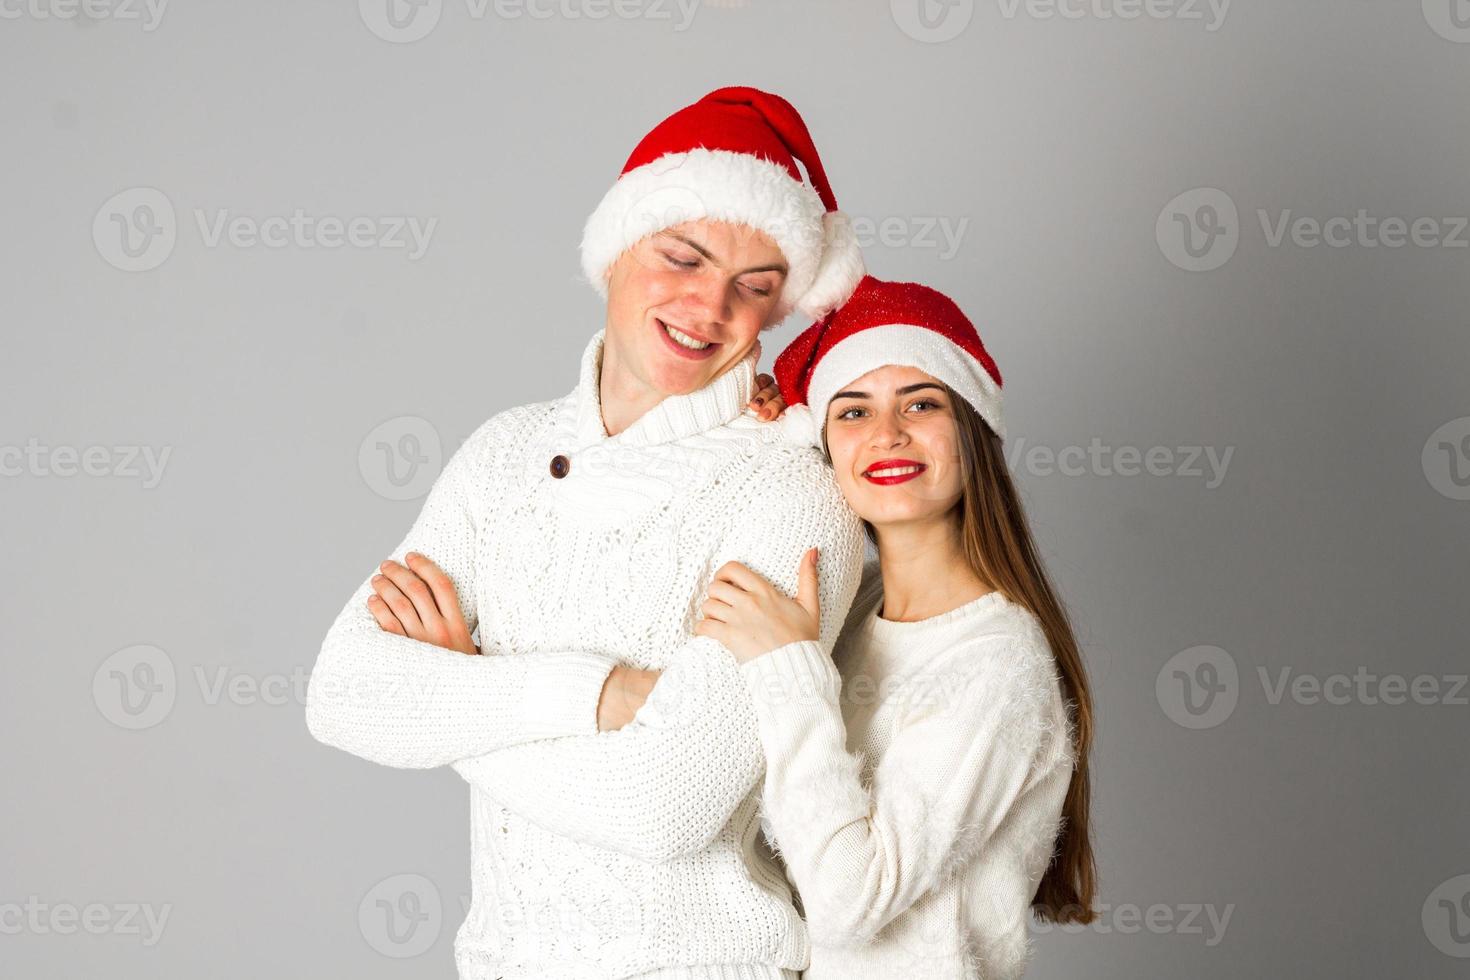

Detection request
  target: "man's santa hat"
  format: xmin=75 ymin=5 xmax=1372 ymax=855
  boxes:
xmin=580 ymin=86 xmax=865 ymax=321
xmin=772 ymin=274 xmax=1006 ymax=446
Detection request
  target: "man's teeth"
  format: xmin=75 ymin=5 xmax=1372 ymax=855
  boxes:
xmin=663 ymin=321 xmax=711 ymax=350
xmin=867 ymin=465 xmax=924 ymax=478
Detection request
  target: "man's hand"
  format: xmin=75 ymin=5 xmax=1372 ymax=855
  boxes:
xmin=367 ymin=551 xmax=479 ymax=655
xmin=597 ymin=664 xmax=661 ymax=731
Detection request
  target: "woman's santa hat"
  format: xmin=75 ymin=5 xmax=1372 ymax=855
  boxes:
xmin=772 ymin=274 xmax=1006 ymax=446
xmin=580 ymin=86 xmax=866 ymax=321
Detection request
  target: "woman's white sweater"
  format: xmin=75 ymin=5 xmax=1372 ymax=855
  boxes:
xmin=740 ymin=562 xmax=1076 ymax=980
xmin=305 ymin=329 xmax=867 ymax=980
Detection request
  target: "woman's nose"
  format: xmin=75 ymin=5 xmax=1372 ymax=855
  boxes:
xmin=870 ymin=415 xmax=908 ymax=449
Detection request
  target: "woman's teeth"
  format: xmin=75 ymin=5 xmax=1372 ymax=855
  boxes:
xmin=663 ymin=321 xmax=711 ymax=350
xmin=867 ymin=465 xmax=924 ymax=478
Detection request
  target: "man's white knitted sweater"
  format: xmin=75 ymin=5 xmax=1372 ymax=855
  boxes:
xmin=741 ymin=564 xmax=1075 ymax=979
xmin=305 ymin=328 xmax=866 ymax=980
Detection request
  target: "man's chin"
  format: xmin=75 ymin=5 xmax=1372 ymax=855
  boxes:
xmin=651 ymin=371 xmax=710 ymax=397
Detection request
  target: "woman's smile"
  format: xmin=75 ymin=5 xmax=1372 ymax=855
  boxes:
xmin=861 ymin=458 xmax=928 ymax=485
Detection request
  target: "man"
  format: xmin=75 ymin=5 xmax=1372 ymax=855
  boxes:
xmin=305 ymin=86 xmax=867 ymax=979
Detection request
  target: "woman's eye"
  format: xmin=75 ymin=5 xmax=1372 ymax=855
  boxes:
xmin=908 ymin=399 xmax=941 ymax=413
xmin=739 ymin=280 xmax=772 ymax=297
xmin=662 ymin=251 xmax=699 ymax=270
xmin=836 ymin=407 xmax=866 ymax=420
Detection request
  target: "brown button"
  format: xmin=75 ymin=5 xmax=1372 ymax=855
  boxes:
xmin=549 ymin=454 xmax=570 ymax=478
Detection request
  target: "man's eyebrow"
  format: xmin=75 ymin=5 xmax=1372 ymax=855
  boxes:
xmin=831 ymin=382 xmax=946 ymax=401
xmin=663 ymin=232 xmax=715 ymax=262
xmin=661 ymin=232 xmax=788 ymax=276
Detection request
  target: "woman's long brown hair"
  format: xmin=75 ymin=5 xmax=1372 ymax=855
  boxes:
xmin=824 ymin=384 xmax=1098 ymax=924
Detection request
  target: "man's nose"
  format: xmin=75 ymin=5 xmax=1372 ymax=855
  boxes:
xmin=682 ymin=274 xmax=731 ymax=325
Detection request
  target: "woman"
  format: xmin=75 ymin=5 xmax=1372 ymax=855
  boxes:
xmin=692 ymin=274 xmax=1097 ymax=978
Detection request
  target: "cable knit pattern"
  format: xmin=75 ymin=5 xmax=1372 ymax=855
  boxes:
xmin=307 ymin=329 xmax=866 ymax=980
xmin=739 ymin=561 xmax=1075 ymax=980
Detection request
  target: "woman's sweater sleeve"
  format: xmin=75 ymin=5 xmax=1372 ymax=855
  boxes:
xmin=304 ymin=415 xmax=620 ymax=769
xmin=737 ymin=633 xmax=1065 ymax=947
xmin=448 ymin=455 xmax=867 ymax=864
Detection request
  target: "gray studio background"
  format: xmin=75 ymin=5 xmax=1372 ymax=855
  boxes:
xmin=3 ymin=1 xmax=1467 ymax=977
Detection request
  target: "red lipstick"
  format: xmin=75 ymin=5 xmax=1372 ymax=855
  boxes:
xmin=862 ymin=458 xmax=927 ymax=485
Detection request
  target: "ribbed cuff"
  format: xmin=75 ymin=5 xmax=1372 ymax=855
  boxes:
xmin=515 ymin=651 xmax=619 ymax=739
xmin=629 ymin=966 xmax=801 ymax=980
xmin=739 ymin=640 xmax=842 ymax=710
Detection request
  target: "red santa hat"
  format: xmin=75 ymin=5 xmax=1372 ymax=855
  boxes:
xmin=772 ymin=274 xmax=1006 ymax=446
xmin=580 ymin=86 xmax=866 ymax=321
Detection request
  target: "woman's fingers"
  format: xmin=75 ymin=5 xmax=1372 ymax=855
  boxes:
xmin=693 ymin=616 xmax=726 ymax=642
xmin=749 ymin=374 xmax=782 ymax=420
xmin=705 ymin=578 xmax=748 ymax=609
xmin=701 ymin=594 xmax=734 ymax=622
xmin=713 ymin=560 xmax=771 ymax=595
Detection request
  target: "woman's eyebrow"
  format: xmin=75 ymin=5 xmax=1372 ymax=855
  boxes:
xmin=661 ymin=232 xmax=787 ymax=276
xmin=832 ymin=382 xmax=945 ymax=401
